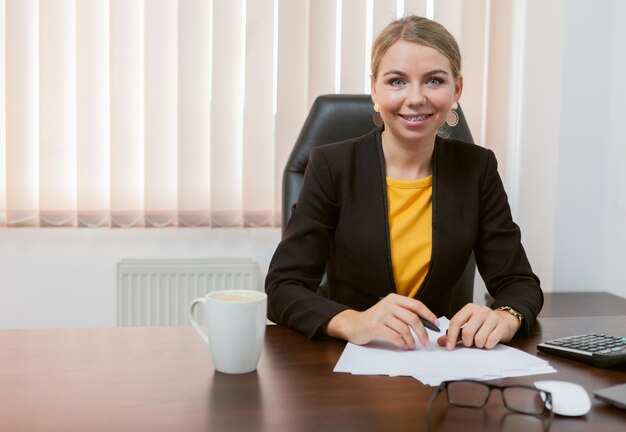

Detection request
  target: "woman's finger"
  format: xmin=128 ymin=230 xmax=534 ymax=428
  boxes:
xmin=472 ymin=314 xmax=498 ymax=348
xmin=484 ymin=324 xmax=507 ymax=349
xmin=392 ymin=306 xmax=429 ymax=347
xmin=383 ymin=314 xmax=418 ymax=350
xmin=384 ymin=294 xmax=440 ymax=327
xmin=445 ymin=305 xmax=473 ymax=350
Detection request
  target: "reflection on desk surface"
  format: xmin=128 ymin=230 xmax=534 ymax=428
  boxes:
xmin=540 ymin=292 xmax=626 ymax=317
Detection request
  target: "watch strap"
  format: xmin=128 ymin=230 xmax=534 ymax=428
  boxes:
xmin=495 ymin=306 xmax=524 ymax=323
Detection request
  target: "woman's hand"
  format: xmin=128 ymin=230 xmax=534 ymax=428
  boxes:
xmin=323 ymin=294 xmax=439 ymax=350
xmin=437 ymin=303 xmax=521 ymax=350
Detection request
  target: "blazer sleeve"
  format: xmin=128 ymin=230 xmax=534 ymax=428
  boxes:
xmin=474 ymin=150 xmax=543 ymax=335
xmin=265 ymin=147 xmax=349 ymax=339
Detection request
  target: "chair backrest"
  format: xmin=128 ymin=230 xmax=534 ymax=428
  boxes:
xmin=282 ymin=94 xmax=476 ymax=315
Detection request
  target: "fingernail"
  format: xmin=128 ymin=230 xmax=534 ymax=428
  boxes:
xmin=446 ymin=342 xmax=454 ymax=351
xmin=434 ymin=318 xmax=440 ymax=326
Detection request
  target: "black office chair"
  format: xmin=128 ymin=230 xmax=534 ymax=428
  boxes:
xmin=282 ymin=94 xmax=476 ymax=317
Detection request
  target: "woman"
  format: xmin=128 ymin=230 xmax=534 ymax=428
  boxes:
xmin=265 ymin=15 xmax=542 ymax=352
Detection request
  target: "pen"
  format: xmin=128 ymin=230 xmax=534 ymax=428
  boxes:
xmin=377 ymin=296 xmax=440 ymax=332
xmin=420 ymin=317 xmax=441 ymax=333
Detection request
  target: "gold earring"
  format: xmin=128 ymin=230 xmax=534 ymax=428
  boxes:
xmin=372 ymin=104 xmax=384 ymax=127
xmin=446 ymin=102 xmax=459 ymax=127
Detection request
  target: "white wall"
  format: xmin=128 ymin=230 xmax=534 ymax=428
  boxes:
xmin=0 ymin=228 xmax=281 ymax=328
xmin=516 ymin=0 xmax=626 ymax=299
xmin=602 ymin=0 xmax=626 ymax=298
xmin=553 ymin=1 xmax=611 ymax=291
xmin=513 ymin=0 xmax=565 ymax=295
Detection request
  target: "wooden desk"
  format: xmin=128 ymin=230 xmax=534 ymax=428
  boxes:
xmin=1 ymin=311 xmax=625 ymax=431
xmin=541 ymin=291 xmax=626 ymax=317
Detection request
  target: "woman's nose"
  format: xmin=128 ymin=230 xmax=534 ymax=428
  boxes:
xmin=407 ymin=85 xmax=426 ymax=106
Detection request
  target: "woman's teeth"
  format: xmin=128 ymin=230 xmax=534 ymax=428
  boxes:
xmin=404 ymin=114 xmax=430 ymax=121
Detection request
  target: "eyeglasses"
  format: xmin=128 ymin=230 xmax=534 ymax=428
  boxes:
xmin=427 ymin=380 xmax=554 ymax=430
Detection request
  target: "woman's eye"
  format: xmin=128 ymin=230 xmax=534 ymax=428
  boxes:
xmin=426 ymin=77 xmax=443 ymax=86
xmin=389 ymin=79 xmax=405 ymax=87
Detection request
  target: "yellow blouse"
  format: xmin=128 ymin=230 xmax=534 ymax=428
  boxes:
xmin=386 ymin=175 xmax=433 ymax=298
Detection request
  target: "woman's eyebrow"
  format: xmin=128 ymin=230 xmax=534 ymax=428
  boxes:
xmin=382 ymin=68 xmax=450 ymax=77
xmin=382 ymin=69 xmax=408 ymax=77
xmin=425 ymin=69 xmax=450 ymax=76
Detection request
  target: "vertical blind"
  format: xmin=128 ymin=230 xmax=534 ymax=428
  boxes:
xmin=0 ymin=0 xmax=499 ymax=228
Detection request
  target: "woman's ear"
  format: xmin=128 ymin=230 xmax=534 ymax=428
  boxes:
xmin=454 ymin=75 xmax=463 ymax=102
xmin=370 ymin=77 xmax=378 ymax=106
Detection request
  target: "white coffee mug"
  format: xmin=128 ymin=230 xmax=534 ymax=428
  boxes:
xmin=188 ymin=289 xmax=267 ymax=374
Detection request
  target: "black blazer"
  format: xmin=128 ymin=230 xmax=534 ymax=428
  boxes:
xmin=266 ymin=128 xmax=543 ymax=339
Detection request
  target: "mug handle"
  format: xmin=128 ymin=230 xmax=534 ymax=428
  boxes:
xmin=188 ymin=297 xmax=209 ymax=345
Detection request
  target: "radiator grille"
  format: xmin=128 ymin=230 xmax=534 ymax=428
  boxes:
xmin=117 ymin=258 xmax=260 ymax=326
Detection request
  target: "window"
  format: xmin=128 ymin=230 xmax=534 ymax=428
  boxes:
xmin=1 ymin=0 xmax=496 ymax=227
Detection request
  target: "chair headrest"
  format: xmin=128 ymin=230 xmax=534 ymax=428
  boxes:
xmin=285 ymin=95 xmax=376 ymax=174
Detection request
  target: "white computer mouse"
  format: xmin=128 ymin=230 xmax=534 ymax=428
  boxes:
xmin=534 ymin=380 xmax=592 ymax=416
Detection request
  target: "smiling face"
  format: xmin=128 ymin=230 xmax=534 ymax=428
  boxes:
xmin=371 ymin=40 xmax=463 ymax=149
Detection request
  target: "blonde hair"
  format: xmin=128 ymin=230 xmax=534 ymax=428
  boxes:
xmin=371 ymin=16 xmax=461 ymax=80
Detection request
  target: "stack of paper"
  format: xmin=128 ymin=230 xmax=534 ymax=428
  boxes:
xmin=334 ymin=317 xmax=556 ymax=386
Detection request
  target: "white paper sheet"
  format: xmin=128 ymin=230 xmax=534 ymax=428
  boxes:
xmin=333 ymin=317 xmax=556 ymax=386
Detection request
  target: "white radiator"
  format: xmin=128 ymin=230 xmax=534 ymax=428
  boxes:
xmin=117 ymin=258 xmax=260 ymax=327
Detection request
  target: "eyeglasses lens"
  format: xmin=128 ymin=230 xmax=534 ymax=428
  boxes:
xmin=502 ymin=387 xmax=546 ymax=415
xmin=446 ymin=381 xmax=490 ymax=407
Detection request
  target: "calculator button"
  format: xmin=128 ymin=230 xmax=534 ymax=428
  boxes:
xmin=611 ymin=347 xmax=624 ymax=352
xmin=599 ymin=349 xmax=612 ymax=354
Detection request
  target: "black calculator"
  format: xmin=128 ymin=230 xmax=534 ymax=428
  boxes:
xmin=537 ymin=333 xmax=626 ymax=368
